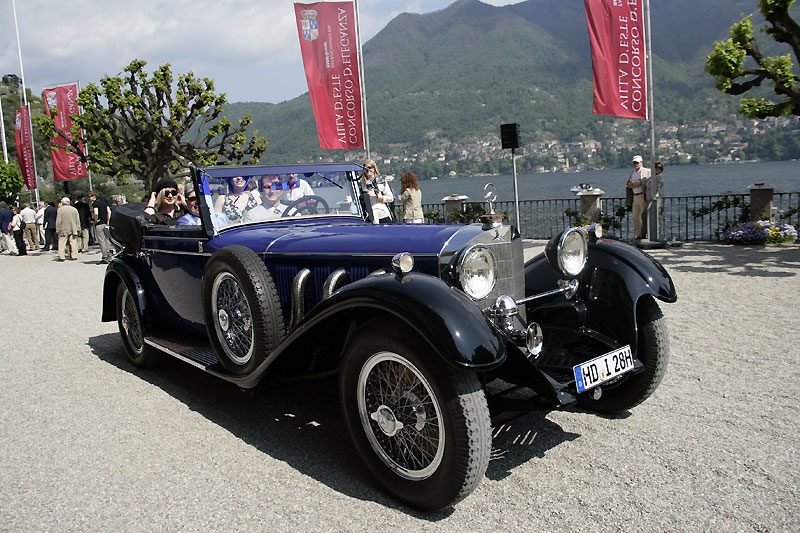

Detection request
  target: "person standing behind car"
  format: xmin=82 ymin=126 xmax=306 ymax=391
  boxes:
xmin=90 ymin=191 xmax=112 ymax=263
xmin=56 ymin=197 xmax=81 ymax=261
xmin=10 ymin=206 xmax=27 ymax=256
xmin=398 ymin=172 xmax=424 ymax=223
xmin=0 ymin=201 xmax=18 ymax=254
xmin=360 ymin=159 xmax=394 ymax=224
xmin=641 ymin=161 xmax=665 ymax=240
xmin=74 ymin=194 xmax=92 ymax=251
xmin=20 ymin=203 xmax=38 ymax=251
xmin=626 ymin=155 xmax=650 ymax=239
xmin=283 ymin=173 xmax=314 ymax=203
xmin=43 ymin=201 xmax=58 ymax=252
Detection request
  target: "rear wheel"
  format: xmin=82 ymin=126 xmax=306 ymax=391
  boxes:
xmin=116 ymin=283 xmax=161 ymax=368
xmin=579 ymin=296 xmax=669 ymax=413
xmin=340 ymin=322 xmax=491 ymax=511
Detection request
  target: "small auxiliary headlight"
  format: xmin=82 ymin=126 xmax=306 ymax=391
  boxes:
xmin=391 ymin=252 xmax=414 ymax=275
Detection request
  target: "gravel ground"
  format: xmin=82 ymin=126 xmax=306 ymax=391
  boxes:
xmin=1 ymin=242 xmax=798 ymax=531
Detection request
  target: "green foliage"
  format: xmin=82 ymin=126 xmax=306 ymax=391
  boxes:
xmin=706 ymin=1 xmax=800 ymax=118
xmin=564 ymin=206 xmax=626 ymax=232
xmin=33 ymin=60 xmax=268 ymax=191
xmin=0 ymin=160 xmax=24 ymax=203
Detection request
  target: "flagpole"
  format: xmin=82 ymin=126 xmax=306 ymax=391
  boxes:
xmin=12 ymin=0 xmax=40 ymax=205
xmin=645 ymin=0 xmax=659 ymax=242
xmin=0 ymin=97 xmax=8 ymax=163
xmin=353 ymin=0 xmax=370 ymax=160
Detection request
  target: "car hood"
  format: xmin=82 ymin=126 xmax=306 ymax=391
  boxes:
xmin=263 ymin=221 xmax=464 ymax=257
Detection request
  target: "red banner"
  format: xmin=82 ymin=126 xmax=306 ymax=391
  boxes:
xmin=584 ymin=0 xmax=648 ymax=119
xmin=294 ymin=2 xmax=364 ymax=149
xmin=43 ymin=83 xmax=89 ymax=181
xmin=14 ymin=106 xmax=36 ymax=190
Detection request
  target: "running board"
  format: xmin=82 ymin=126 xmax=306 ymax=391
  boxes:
xmin=144 ymin=334 xmax=221 ymax=371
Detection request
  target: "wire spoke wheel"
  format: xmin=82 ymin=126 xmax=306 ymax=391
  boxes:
xmin=120 ymin=285 xmax=144 ymax=354
xmin=358 ymin=352 xmax=445 ymax=480
xmin=211 ymin=272 xmax=254 ymax=365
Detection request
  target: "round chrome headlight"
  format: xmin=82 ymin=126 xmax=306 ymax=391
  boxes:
xmin=545 ymin=228 xmax=587 ymax=278
xmin=457 ymin=245 xmax=497 ymax=300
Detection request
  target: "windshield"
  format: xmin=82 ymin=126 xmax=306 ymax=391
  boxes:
xmin=197 ymin=170 xmax=362 ymax=232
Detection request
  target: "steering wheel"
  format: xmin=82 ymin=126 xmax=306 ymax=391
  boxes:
xmin=281 ymin=195 xmax=330 ymax=217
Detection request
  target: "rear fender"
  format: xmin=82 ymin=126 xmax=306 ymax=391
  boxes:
xmin=101 ymin=258 xmax=153 ymax=331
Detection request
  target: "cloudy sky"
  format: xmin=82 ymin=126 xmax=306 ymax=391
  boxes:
xmin=0 ymin=0 xmax=518 ymax=104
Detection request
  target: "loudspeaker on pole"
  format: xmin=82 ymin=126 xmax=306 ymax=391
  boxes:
xmin=500 ymin=123 xmax=520 ymax=150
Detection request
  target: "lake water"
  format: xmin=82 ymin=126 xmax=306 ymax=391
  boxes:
xmin=403 ymin=160 xmax=800 ymax=203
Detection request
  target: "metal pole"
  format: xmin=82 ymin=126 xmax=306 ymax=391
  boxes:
xmin=645 ymin=0 xmax=658 ymax=242
xmin=353 ymin=0 xmax=370 ymax=161
xmin=0 ymin=96 xmax=8 ymax=163
xmin=12 ymin=0 xmax=40 ymax=205
xmin=512 ymin=147 xmax=521 ymax=231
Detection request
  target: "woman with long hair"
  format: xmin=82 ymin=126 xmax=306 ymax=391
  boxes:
xmin=213 ymin=175 xmax=262 ymax=222
xmin=360 ymin=159 xmax=394 ymax=224
xmin=398 ymin=171 xmax=424 ymax=224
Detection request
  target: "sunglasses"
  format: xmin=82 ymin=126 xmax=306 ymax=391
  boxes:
xmin=163 ymin=189 xmax=178 ymax=197
xmin=186 ymin=196 xmax=198 ymax=203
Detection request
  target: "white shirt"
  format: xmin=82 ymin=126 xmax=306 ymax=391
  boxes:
xmin=284 ymin=178 xmax=314 ymax=202
xmin=20 ymin=206 xmax=36 ymax=224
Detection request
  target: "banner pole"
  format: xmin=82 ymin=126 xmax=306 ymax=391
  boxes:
xmin=12 ymin=0 xmax=40 ymax=204
xmin=645 ymin=0 xmax=659 ymax=242
xmin=353 ymin=0 xmax=370 ymax=160
xmin=0 ymin=97 xmax=8 ymax=163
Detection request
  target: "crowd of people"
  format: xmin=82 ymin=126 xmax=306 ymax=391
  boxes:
xmin=0 ymin=192 xmax=126 ymax=261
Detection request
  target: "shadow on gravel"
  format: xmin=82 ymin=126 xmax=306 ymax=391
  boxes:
xmin=88 ymin=332 xmax=456 ymax=519
xmin=487 ymin=413 xmax=580 ymax=481
xmin=647 ymin=243 xmax=800 ymax=277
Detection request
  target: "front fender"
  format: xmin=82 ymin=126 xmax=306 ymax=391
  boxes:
xmin=525 ymin=238 xmax=676 ymax=350
xmin=303 ymin=272 xmax=507 ymax=370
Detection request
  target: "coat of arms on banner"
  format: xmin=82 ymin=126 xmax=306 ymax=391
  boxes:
xmin=45 ymin=91 xmax=58 ymax=112
xmin=300 ymin=9 xmax=319 ymax=41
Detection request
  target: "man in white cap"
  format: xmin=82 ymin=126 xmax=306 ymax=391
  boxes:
xmin=626 ymin=155 xmax=651 ymax=240
xmin=56 ymin=197 xmax=81 ymax=261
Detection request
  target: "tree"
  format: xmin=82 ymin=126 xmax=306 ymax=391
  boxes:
xmin=35 ymin=60 xmax=268 ymax=191
xmin=0 ymin=160 xmax=24 ymax=204
xmin=706 ymin=0 xmax=800 ymax=119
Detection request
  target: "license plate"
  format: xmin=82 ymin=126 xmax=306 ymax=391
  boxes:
xmin=573 ymin=345 xmax=634 ymax=393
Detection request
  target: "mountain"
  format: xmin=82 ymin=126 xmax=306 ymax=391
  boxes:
xmin=225 ymin=0 xmax=795 ymax=172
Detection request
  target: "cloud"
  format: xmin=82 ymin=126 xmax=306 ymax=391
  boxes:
xmin=0 ymin=0 xmax=523 ymax=103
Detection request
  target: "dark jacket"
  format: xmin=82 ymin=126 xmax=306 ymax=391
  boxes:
xmin=44 ymin=205 xmax=58 ymax=229
xmin=0 ymin=207 xmax=12 ymax=234
xmin=74 ymin=200 xmax=91 ymax=228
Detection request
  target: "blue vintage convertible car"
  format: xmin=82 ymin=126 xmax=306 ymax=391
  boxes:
xmin=101 ymin=163 xmax=676 ymax=511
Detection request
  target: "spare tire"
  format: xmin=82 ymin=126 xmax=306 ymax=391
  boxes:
xmin=202 ymin=246 xmax=285 ymax=375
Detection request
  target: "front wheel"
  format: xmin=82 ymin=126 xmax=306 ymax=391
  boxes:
xmin=579 ymin=296 xmax=669 ymax=413
xmin=340 ymin=321 xmax=491 ymax=511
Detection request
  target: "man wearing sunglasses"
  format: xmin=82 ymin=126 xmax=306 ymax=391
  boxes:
xmin=243 ymin=175 xmax=290 ymax=221
xmin=177 ymin=190 xmax=231 ymax=227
